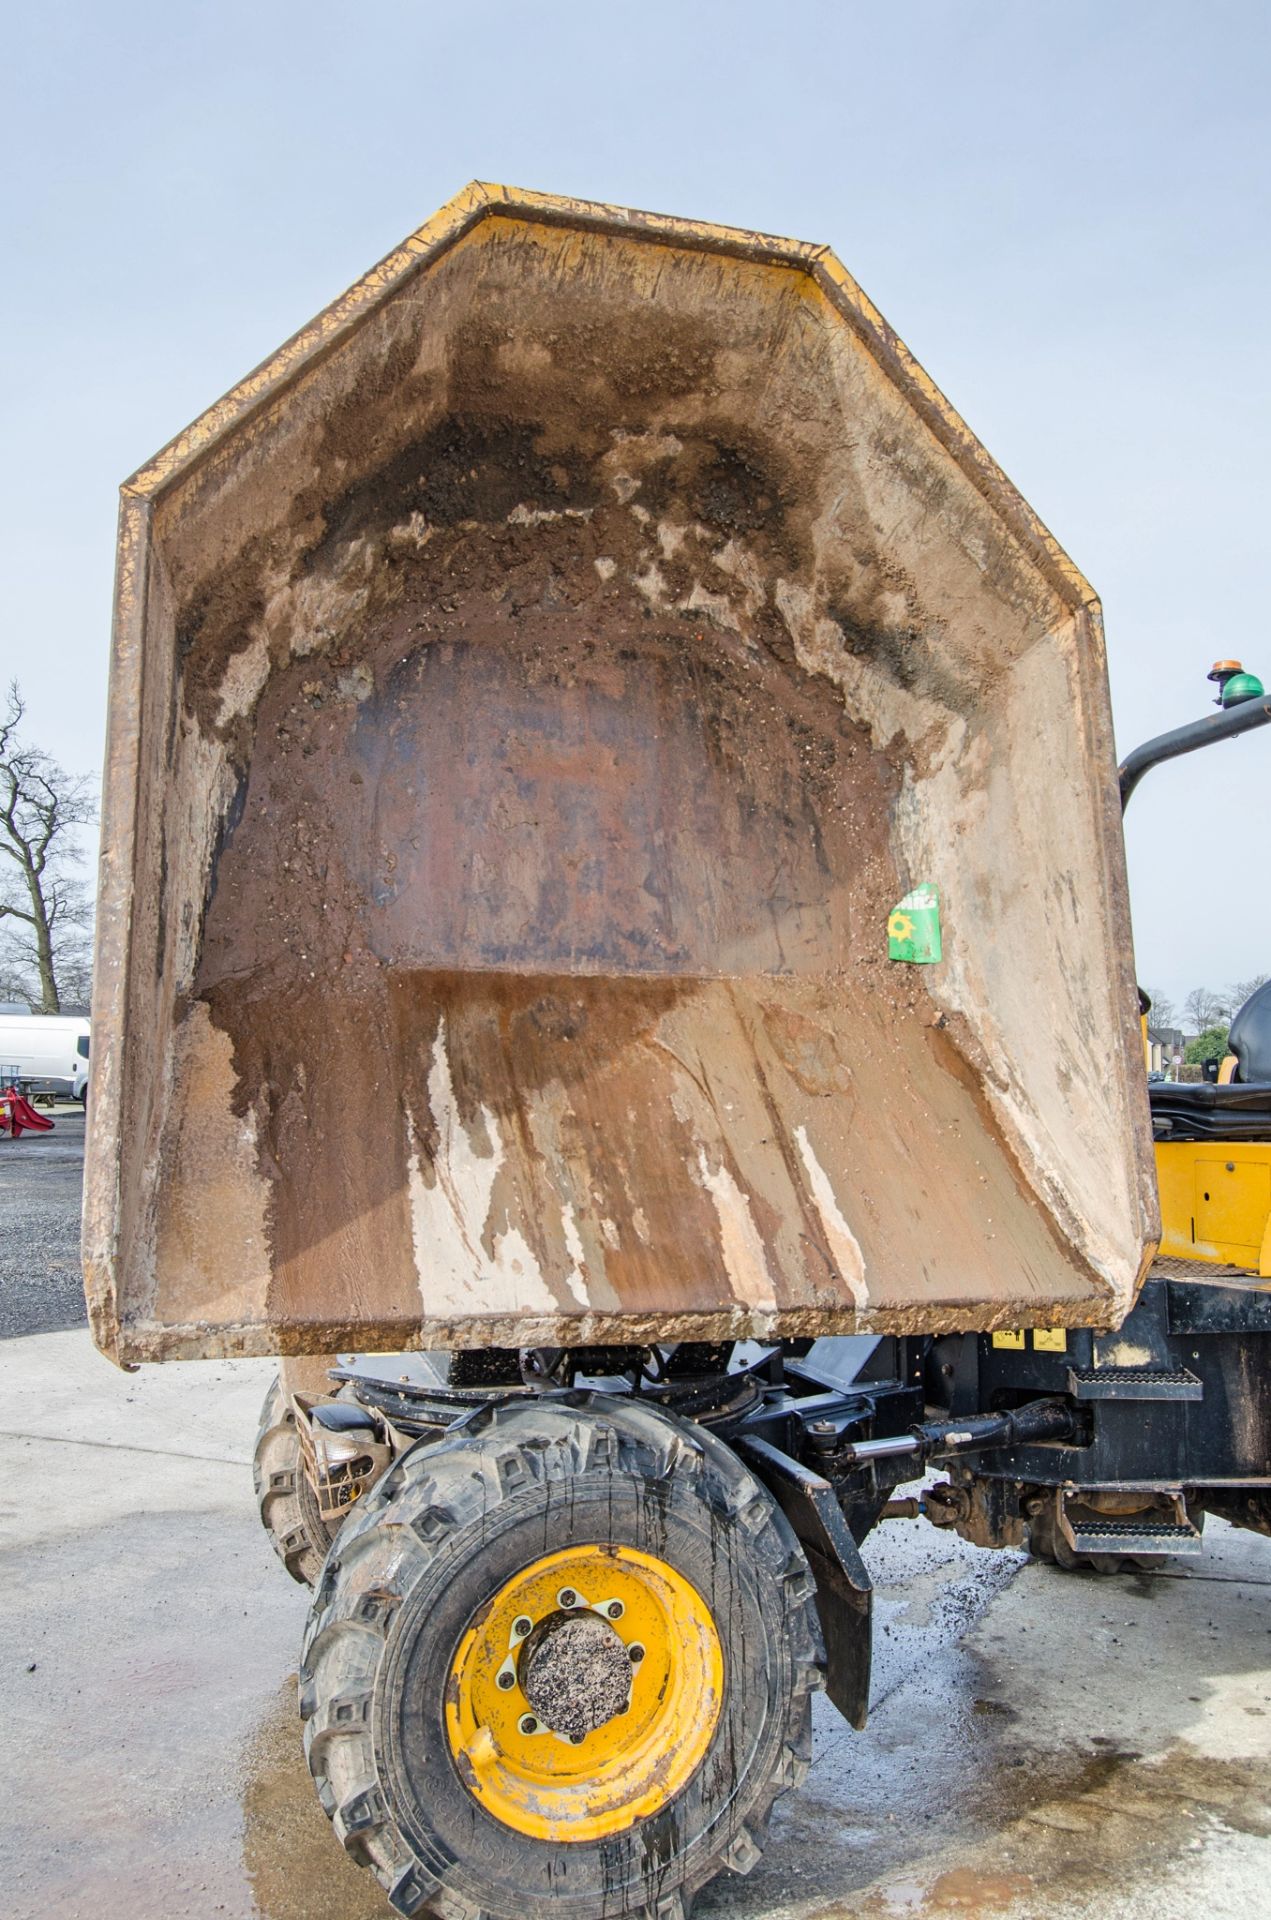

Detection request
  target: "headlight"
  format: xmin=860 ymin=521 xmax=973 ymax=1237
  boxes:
xmin=313 ymin=1428 xmax=373 ymax=1468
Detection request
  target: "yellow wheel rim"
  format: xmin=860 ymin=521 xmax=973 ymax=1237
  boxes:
xmin=444 ymin=1544 xmax=723 ymax=1842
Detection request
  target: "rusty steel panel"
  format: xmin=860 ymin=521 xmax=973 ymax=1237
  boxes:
xmin=84 ymin=185 xmax=1159 ymax=1365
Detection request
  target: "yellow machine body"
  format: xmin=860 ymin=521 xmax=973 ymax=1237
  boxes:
xmin=1155 ymin=1139 xmax=1271 ymax=1278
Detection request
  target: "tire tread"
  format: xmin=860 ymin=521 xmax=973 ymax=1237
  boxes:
xmin=300 ymin=1394 xmax=825 ymax=1920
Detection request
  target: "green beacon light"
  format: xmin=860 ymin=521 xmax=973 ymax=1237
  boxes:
xmin=1207 ymin=659 xmax=1265 ymax=708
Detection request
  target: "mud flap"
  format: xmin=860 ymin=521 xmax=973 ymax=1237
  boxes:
xmin=736 ymin=1435 xmax=872 ymax=1729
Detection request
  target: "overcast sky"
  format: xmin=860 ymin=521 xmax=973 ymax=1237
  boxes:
xmin=3 ymin=1 xmax=1268 ymax=1016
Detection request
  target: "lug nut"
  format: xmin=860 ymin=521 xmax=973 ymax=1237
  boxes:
xmin=512 ymin=1616 xmax=532 ymax=1639
xmin=519 ymin=1714 xmax=539 ymax=1735
xmin=628 ymin=1642 xmax=645 ymax=1664
xmin=497 ymin=1670 xmax=515 ymax=1690
xmin=558 ymin=1588 xmax=578 ymax=1609
xmin=606 ymin=1600 xmax=624 ymax=1620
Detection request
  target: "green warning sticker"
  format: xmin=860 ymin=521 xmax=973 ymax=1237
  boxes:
xmin=887 ymin=883 xmax=942 ymax=964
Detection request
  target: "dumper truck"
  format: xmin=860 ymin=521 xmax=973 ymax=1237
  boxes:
xmin=86 ymin=185 xmax=1271 ymax=1920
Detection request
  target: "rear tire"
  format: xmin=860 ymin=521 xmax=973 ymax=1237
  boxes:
xmin=300 ymin=1393 xmax=825 ymax=1920
xmin=253 ymin=1376 xmax=335 ymax=1586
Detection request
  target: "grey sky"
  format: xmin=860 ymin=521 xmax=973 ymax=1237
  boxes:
xmin=4 ymin=1 xmax=1268 ymax=1014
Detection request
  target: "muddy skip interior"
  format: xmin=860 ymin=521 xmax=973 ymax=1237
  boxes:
xmin=84 ymin=195 xmax=1157 ymax=1361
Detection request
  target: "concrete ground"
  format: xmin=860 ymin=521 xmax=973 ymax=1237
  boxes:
xmin=3 ymin=1119 xmax=1271 ymax=1919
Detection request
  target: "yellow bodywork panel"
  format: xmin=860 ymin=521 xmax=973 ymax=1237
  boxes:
xmin=1155 ymin=1141 xmax=1271 ymax=1277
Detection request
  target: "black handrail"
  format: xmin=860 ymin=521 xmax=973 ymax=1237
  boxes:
xmin=1119 ymin=693 xmax=1271 ymax=812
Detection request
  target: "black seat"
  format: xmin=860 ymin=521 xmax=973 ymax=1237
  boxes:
xmin=1149 ymin=1079 xmax=1271 ymax=1141
xmin=1230 ymin=979 xmax=1271 ymax=1083
xmin=1148 ymin=979 xmax=1271 ymax=1141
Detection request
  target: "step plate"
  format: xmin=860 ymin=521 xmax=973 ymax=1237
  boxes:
xmin=1067 ymin=1364 xmax=1203 ymax=1402
xmin=1065 ymin=1519 xmax=1204 ymax=1557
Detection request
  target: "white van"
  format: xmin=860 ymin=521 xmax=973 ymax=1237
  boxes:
xmin=0 ymin=1011 xmax=91 ymax=1102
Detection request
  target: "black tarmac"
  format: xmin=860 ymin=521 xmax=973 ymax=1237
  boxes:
xmin=0 ymin=1107 xmax=87 ymax=1339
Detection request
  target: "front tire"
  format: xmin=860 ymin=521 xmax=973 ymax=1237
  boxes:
xmin=300 ymin=1393 xmax=824 ymax=1920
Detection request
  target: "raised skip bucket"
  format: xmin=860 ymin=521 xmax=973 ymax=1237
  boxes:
xmin=85 ymin=186 xmax=1158 ymax=1363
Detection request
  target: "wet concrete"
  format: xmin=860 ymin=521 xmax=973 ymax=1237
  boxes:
xmin=241 ymin=1680 xmax=391 ymax=1920
xmin=705 ymin=1518 xmax=1271 ymax=1920
xmin=3 ymin=1329 xmax=1270 ymax=1919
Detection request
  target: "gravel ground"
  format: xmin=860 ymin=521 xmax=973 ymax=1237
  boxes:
xmin=0 ymin=1106 xmax=86 ymax=1338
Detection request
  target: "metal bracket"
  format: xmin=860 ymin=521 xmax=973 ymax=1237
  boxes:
xmin=736 ymin=1434 xmax=872 ymax=1730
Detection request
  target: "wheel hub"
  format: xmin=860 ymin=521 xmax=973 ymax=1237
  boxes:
xmin=444 ymin=1544 xmax=723 ymax=1842
xmin=520 ymin=1610 xmax=632 ymax=1738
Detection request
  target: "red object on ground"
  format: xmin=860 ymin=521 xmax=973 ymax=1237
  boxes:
xmin=0 ymin=1088 xmax=55 ymax=1137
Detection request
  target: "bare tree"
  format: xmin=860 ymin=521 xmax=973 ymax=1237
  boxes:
xmin=1142 ymin=986 xmax=1176 ymax=1031
xmin=1229 ymin=973 xmax=1269 ymax=1014
xmin=0 ymin=683 xmax=97 ymax=1013
xmin=1182 ymin=986 xmax=1228 ymax=1035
